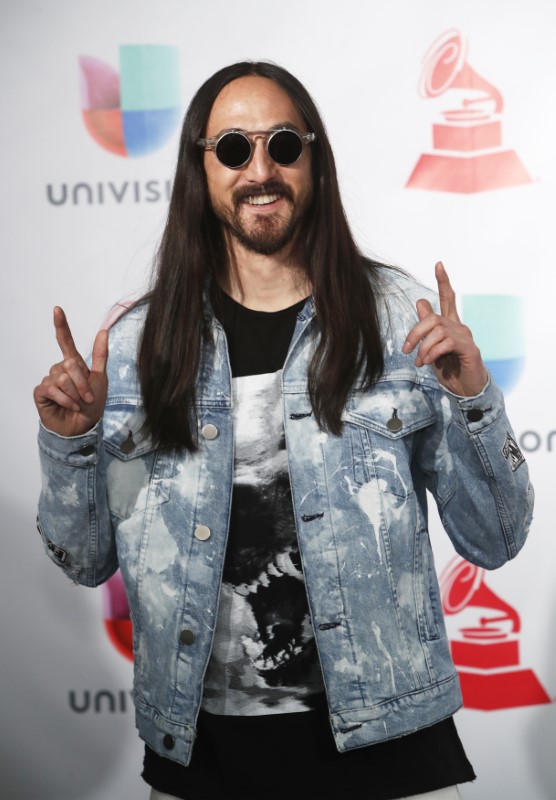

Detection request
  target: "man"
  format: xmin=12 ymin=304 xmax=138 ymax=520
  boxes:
xmin=34 ymin=62 xmax=533 ymax=800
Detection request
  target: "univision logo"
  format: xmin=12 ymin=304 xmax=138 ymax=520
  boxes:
xmin=462 ymin=295 xmax=525 ymax=393
xmin=79 ymin=44 xmax=181 ymax=157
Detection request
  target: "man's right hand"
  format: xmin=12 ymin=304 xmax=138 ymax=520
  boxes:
xmin=34 ymin=307 xmax=109 ymax=437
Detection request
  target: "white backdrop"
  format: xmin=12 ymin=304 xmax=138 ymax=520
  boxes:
xmin=2 ymin=1 xmax=555 ymax=798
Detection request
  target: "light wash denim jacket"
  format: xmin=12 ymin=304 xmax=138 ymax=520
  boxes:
xmin=37 ymin=270 xmax=533 ymax=766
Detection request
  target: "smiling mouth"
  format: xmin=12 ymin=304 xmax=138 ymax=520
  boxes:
xmin=244 ymin=193 xmax=281 ymax=206
xmin=234 ymin=180 xmax=293 ymax=209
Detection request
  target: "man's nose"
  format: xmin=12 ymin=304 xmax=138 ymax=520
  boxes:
xmin=243 ymin=137 xmax=278 ymax=183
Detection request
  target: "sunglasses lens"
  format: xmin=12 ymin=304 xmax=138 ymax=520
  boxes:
xmin=268 ymin=130 xmax=303 ymax=165
xmin=215 ymin=132 xmax=251 ymax=168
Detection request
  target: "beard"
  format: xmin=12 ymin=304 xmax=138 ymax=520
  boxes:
xmin=212 ymin=180 xmax=310 ymax=256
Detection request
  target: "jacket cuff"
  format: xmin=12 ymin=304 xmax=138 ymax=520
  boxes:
xmin=37 ymin=420 xmax=103 ymax=465
xmin=443 ymin=374 xmax=505 ymax=433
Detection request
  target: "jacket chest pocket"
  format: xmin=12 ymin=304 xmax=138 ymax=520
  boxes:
xmin=342 ymin=381 xmax=436 ymax=498
xmin=103 ymin=402 xmax=175 ymax=519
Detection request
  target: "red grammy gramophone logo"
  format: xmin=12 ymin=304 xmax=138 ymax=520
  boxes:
xmin=439 ymin=557 xmax=550 ymax=710
xmin=406 ymin=29 xmax=532 ymax=193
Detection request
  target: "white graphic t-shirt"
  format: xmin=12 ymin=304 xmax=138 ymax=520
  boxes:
xmin=202 ymin=369 xmax=324 ymax=715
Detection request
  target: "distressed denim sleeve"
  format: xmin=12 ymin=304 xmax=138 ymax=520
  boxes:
xmin=37 ymin=420 xmax=117 ymax=586
xmin=417 ymin=376 xmax=534 ymax=569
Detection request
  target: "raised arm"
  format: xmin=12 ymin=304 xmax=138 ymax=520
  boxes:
xmin=35 ymin=308 xmax=116 ymax=586
xmin=401 ymin=263 xmax=533 ymax=567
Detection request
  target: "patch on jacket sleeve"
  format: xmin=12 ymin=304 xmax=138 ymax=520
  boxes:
xmin=502 ymin=432 xmax=525 ymax=472
xmin=46 ymin=538 xmax=68 ymax=564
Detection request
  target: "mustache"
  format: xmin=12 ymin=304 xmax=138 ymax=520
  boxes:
xmin=233 ymin=181 xmax=294 ymax=205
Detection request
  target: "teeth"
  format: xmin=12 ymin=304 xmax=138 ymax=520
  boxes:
xmin=241 ymin=636 xmax=264 ymax=659
xmin=275 ymin=551 xmax=302 ymax=579
xmin=245 ymin=193 xmax=280 ymax=205
xmin=234 ymin=551 xmax=302 ymax=598
xmin=235 ymin=581 xmax=259 ymax=596
xmin=253 ymin=641 xmax=305 ymax=671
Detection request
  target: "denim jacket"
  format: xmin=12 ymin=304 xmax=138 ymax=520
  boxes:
xmin=37 ymin=269 xmax=533 ymax=767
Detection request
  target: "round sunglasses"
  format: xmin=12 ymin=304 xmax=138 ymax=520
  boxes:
xmin=196 ymin=128 xmax=316 ymax=169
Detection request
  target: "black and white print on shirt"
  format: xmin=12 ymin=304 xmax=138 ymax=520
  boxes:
xmin=202 ymin=370 xmax=324 ymax=716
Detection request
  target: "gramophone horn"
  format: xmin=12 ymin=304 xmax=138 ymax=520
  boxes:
xmin=439 ymin=556 xmax=520 ymax=633
xmin=418 ymin=29 xmax=503 ymax=113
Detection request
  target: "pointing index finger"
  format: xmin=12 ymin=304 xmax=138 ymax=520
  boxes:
xmin=435 ymin=261 xmax=460 ymax=323
xmin=53 ymin=306 xmax=79 ymax=359
xmin=91 ymin=328 xmax=109 ymax=374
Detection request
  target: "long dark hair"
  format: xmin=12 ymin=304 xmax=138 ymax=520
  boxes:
xmin=138 ymin=61 xmax=386 ymax=451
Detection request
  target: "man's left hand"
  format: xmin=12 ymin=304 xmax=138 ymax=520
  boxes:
xmin=402 ymin=261 xmax=488 ymax=397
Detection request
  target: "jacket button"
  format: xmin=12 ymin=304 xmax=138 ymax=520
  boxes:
xmin=201 ymin=424 xmax=218 ymax=440
xmin=79 ymin=445 xmax=95 ymax=456
xmin=179 ymin=629 xmax=195 ymax=645
xmin=163 ymin=734 xmax=175 ymax=750
xmin=194 ymin=525 xmax=211 ymax=541
xmin=120 ymin=435 xmax=136 ymax=454
xmin=466 ymin=409 xmax=484 ymax=422
xmin=387 ymin=409 xmax=403 ymax=432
